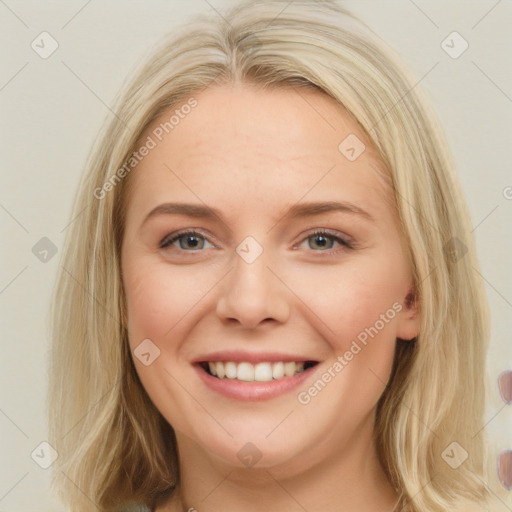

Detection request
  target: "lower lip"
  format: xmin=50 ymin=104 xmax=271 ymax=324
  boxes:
xmin=195 ymin=364 xmax=317 ymax=401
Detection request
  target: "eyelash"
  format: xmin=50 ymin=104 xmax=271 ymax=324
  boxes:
xmin=159 ymin=228 xmax=354 ymax=255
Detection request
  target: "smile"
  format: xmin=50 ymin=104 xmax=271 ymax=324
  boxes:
xmin=203 ymin=360 xmax=317 ymax=382
xmin=195 ymin=357 xmax=319 ymax=401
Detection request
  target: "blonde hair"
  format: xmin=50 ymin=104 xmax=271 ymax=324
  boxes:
xmin=48 ymin=1 xmax=497 ymax=510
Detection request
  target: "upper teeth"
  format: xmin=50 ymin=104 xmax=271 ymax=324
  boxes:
xmin=207 ymin=361 xmax=305 ymax=382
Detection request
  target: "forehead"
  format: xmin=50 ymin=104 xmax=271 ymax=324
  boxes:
xmin=125 ymin=83 xmax=392 ymax=220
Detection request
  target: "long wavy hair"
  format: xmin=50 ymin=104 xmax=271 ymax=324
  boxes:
xmin=48 ymin=1 xmax=495 ymax=510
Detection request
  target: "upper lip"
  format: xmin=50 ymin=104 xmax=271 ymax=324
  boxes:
xmin=193 ymin=350 xmax=319 ymax=365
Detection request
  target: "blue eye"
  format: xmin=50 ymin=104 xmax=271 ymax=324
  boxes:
xmin=159 ymin=229 xmax=353 ymax=254
xmin=302 ymin=230 xmax=352 ymax=252
xmin=160 ymin=230 xmax=214 ymax=251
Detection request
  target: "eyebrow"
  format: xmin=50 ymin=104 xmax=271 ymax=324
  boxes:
xmin=142 ymin=200 xmax=374 ymax=227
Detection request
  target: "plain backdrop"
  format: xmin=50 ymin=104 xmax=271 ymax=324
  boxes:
xmin=1 ymin=1 xmax=511 ymax=510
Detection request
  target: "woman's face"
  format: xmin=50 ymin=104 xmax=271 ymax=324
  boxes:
xmin=121 ymin=83 xmax=420 ymax=473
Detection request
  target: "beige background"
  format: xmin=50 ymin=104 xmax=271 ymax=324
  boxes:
xmin=1 ymin=1 xmax=511 ymax=510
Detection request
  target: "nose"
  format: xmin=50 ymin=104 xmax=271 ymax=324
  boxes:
xmin=215 ymin=247 xmax=290 ymax=329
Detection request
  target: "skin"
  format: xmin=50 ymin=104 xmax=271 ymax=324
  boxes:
xmin=121 ymin=83 xmax=420 ymax=512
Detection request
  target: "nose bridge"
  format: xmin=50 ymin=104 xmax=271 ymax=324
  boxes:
xmin=231 ymin=236 xmax=273 ymax=302
xmin=216 ymin=235 xmax=289 ymax=327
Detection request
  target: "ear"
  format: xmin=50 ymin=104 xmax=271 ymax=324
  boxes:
xmin=396 ymin=289 xmax=420 ymax=341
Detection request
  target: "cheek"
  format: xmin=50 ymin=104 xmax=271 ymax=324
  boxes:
xmin=124 ymin=274 xmax=173 ymax=345
xmin=122 ymin=260 xmax=210 ymax=426
xmin=285 ymin=254 xmax=407 ymax=344
xmin=292 ymin=264 xmax=403 ymax=419
xmin=123 ymin=260 xmax=213 ymax=346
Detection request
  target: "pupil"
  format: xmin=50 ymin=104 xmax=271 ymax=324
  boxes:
xmin=187 ymin=236 xmax=199 ymax=248
xmin=315 ymin=235 xmax=327 ymax=248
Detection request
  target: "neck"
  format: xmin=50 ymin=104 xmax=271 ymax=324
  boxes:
xmin=158 ymin=416 xmax=400 ymax=512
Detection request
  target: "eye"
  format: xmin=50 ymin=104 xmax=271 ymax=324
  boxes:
xmin=298 ymin=229 xmax=353 ymax=253
xmin=160 ymin=230 xmax=216 ymax=251
xmin=159 ymin=228 xmax=353 ymax=254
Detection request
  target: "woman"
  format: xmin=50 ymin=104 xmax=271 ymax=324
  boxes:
xmin=48 ymin=1 xmax=498 ymax=510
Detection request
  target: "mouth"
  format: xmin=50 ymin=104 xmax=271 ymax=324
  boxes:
xmin=193 ymin=351 xmax=321 ymax=401
xmin=199 ymin=360 xmax=318 ymax=382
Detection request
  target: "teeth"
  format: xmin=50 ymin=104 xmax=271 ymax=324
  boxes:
xmin=215 ymin=361 xmax=225 ymax=379
xmin=254 ymin=362 xmax=273 ymax=381
xmin=272 ymin=361 xmax=284 ymax=379
xmin=284 ymin=361 xmax=297 ymax=377
xmin=224 ymin=361 xmax=237 ymax=379
xmin=237 ymin=362 xmax=254 ymax=382
xmin=206 ymin=361 xmax=307 ymax=381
